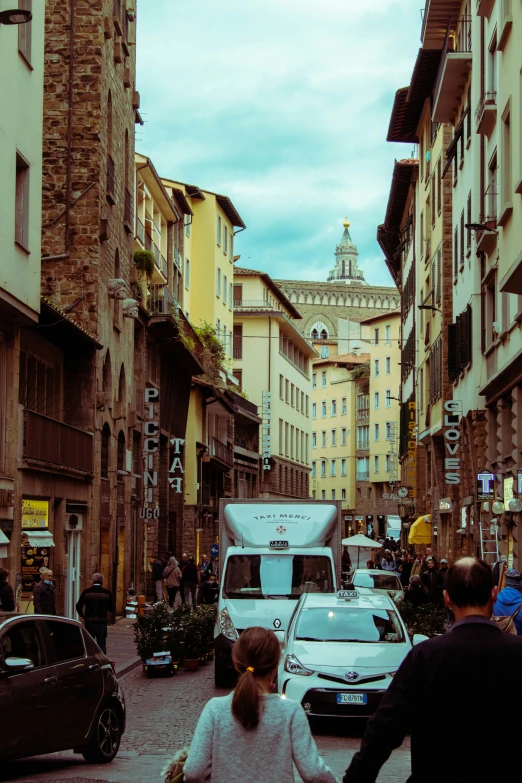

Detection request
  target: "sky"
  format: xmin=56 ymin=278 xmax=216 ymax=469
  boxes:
xmin=136 ymin=0 xmax=421 ymax=287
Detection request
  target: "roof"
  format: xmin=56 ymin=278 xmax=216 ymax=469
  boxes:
xmin=387 ymin=49 xmax=441 ymax=143
xmin=161 ymin=179 xmax=246 ymax=228
xmin=312 ymin=352 xmax=370 ymax=367
xmin=360 ymin=308 xmax=401 ymax=324
xmin=421 ymin=0 xmax=464 ymax=48
xmin=136 ymin=154 xmax=182 ymax=221
xmin=40 ymin=297 xmax=102 ymax=349
xmin=171 ymin=188 xmax=193 ymax=216
xmin=377 ymin=159 xmax=418 ymax=284
xmin=234 ymin=267 xmax=302 ymax=319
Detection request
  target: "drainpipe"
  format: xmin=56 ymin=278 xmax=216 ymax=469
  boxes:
xmin=42 ymin=0 xmax=76 ymax=263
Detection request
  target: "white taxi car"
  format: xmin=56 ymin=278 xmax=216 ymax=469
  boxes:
xmin=278 ymin=588 xmax=425 ymax=718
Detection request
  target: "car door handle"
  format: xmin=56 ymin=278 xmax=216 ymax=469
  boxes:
xmin=89 ymin=664 xmax=100 ymax=671
xmin=44 ymin=676 xmax=57 ymax=684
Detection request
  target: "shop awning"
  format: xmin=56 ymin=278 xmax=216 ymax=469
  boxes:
xmin=0 ymin=530 xmax=9 ymax=546
xmin=24 ymin=530 xmax=56 ymax=548
xmin=408 ymin=514 xmax=432 ymax=546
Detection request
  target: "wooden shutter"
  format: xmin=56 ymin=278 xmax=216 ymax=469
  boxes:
xmin=448 ymin=323 xmax=458 ymax=382
xmin=458 ymin=312 xmax=468 ymax=371
xmin=465 ymin=304 xmax=473 ymax=365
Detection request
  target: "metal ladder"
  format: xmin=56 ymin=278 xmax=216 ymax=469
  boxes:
xmin=479 ymin=519 xmax=499 ymax=564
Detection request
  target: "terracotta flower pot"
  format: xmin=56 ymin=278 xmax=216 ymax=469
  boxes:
xmin=184 ymin=658 xmax=199 ymax=671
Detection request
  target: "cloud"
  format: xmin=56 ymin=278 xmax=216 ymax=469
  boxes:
xmin=136 ymin=0 xmax=418 ymax=288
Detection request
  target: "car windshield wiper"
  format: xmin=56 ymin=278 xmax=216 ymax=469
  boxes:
xmin=324 ymin=638 xmax=381 ymax=643
xmin=296 ymin=636 xmax=325 ymax=642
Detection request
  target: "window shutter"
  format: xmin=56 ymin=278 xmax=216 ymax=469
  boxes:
xmin=436 ymin=247 xmax=441 ymax=304
xmin=454 ymin=227 xmax=458 ymax=277
xmin=465 ymin=304 xmax=473 ymax=365
xmin=448 ymin=323 xmax=458 ymax=382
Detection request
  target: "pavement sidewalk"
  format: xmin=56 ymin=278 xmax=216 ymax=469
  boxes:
xmin=107 ymin=617 xmax=141 ymax=678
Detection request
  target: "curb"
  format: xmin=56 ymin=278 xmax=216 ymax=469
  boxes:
xmin=116 ymin=655 xmax=142 ymax=679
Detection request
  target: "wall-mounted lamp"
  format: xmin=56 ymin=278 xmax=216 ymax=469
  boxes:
xmin=465 ymin=222 xmax=499 ymax=235
xmin=0 ymin=8 xmax=32 ymax=24
xmin=418 ymin=304 xmax=441 ymax=313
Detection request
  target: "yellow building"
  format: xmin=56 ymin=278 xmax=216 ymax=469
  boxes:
xmin=233 ymin=268 xmax=316 ymax=498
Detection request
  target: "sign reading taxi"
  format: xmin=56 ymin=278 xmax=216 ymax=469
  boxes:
xmin=22 ymin=499 xmax=49 ymax=529
xmin=338 ymin=590 xmax=359 ymax=600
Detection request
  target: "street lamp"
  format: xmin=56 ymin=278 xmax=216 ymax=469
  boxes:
xmin=465 ymin=222 xmax=498 ymax=235
xmin=418 ymin=304 xmax=441 ymax=313
xmin=0 ymin=8 xmax=32 ymax=24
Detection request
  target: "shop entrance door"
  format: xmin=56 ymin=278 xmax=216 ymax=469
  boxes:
xmin=65 ymin=529 xmax=82 ymax=619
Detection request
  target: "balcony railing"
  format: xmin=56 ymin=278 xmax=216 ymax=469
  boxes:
xmin=174 ymin=248 xmax=182 ymax=269
xmin=145 ymin=230 xmax=153 ymax=251
xmin=23 ymin=409 xmax=93 ymax=473
xmin=356 ymin=472 xmax=370 ymax=482
xmin=210 ymin=437 xmax=234 ymax=467
xmin=356 ymin=409 xmax=369 ymax=420
xmin=432 ymin=17 xmax=472 ymax=123
xmin=234 ymin=300 xmax=282 ymax=310
xmin=152 ymin=243 xmax=168 ymax=278
xmin=233 ymin=344 xmax=243 ymax=360
xmin=136 ymin=217 xmax=145 ymax=244
xmin=124 ymin=188 xmax=132 ymax=226
xmin=356 ymin=440 xmax=369 ymax=450
xmin=235 ymin=436 xmax=259 ymax=452
xmin=106 ymin=155 xmax=115 ymax=202
xmin=148 ymin=284 xmax=176 ymax=316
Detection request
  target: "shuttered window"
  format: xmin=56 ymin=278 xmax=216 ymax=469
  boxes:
xmin=460 ymin=211 xmax=465 ymax=269
xmin=448 ymin=305 xmax=473 ymax=383
xmin=454 ymin=226 xmax=459 ymax=277
xmin=437 ymin=157 xmax=442 ymax=215
xmin=436 ymin=246 xmax=442 ymax=305
xmin=467 ymin=192 xmax=472 ymax=250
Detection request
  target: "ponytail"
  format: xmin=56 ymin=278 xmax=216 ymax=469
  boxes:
xmin=231 ymin=627 xmax=281 ymax=730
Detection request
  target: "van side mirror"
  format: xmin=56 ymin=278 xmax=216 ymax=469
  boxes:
xmin=2 ymin=657 xmax=35 ymax=676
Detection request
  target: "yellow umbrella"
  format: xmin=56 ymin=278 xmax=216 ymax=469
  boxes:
xmin=408 ymin=514 xmax=432 ymax=545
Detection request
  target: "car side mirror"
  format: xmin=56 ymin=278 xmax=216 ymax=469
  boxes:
xmin=2 ymin=657 xmax=35 ymax=676
xmin=412 ymin=634 xmax=429 ymax=646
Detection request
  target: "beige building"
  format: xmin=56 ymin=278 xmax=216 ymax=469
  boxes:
xmin=233 ymin=268 xmax=316 ymax=498
xmin=0 ymin=5 xmax=45 ymax=565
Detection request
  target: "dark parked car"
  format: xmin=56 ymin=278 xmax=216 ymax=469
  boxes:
xmin=0 ymin=611 xmax=125 ymax=763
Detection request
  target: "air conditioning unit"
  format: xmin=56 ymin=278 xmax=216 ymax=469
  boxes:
xmin=65 ymin=513 xmax=83 ymax=532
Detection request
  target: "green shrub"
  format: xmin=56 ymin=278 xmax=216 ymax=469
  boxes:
xmin=395 ymin=599 xmax=449 ymax=638
xmin=134 ymin=249 xmax=155 ymax=277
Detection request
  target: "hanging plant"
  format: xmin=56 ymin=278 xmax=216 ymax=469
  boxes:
xmin=134 ymin=249 xmax=154 ymax=278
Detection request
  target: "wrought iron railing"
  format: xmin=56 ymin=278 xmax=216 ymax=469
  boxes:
xmin=434 ymin=16 xmax=472 ymax=99
xmin=148 ymin=284 xmax=177 ymax=316
xmin=475 ymin=91 xmax=497 ymax=128
xmin=210 ymin=437 xmax=234 ymax=467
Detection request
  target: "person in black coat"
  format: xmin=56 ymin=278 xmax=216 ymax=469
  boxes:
xmin=33 ymin=569 xmax=57 ymax=614
xmin=76 ymin=573 xmax=114 ymax=654
xmin=0 ymin=568 xmax=15 ymax=611
xmin=421 ymin=557 xmax=444 ymax=606
xmin=343 ymin=557 xmax=522 ymax=783
xmin=197 ymin=574 xmax=219 ymax=605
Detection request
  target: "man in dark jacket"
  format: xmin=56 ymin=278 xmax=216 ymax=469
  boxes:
xmin=404 ymin=574 xmax=429 ymax=606
xmin=76 ymin=573 xmax=113 ymax=653
xmin=150 ymin=555 xmax=165 ymax=602
xmin=0 ymin=568 xmax=15 ymax=611
xmin=197 ymin=573 xmax=219 ymax=605
xmin=343 ymin=557 xmax=522 ymax=783
xmin=33 ymin=569 xmax=57 ymax=614
xmin=421 ymin=556 xmax=444 ymax=606
xmin=181 ymin=556 xmax=199 ymax=609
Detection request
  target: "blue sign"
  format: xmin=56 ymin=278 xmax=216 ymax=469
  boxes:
xmin=210 ymin=543 xmax=219 ymax=558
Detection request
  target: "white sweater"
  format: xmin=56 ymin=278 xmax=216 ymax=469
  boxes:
xmin=183 ymin=693 xmax=338 ymax=783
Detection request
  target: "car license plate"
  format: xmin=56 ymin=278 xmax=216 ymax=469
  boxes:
xmin=336 ymin=692 xmax=367 ymax=705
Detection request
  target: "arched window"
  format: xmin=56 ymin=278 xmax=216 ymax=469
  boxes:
xmin=107 ymin=91 xmax=113 ymax=152
xmin=310 ymin=322 xmax=329 ymax=340
xmin=311 ymin=328 xmax=319 ymax=339
xmin=101 ymin=423 xmax=111 ymax=479
xmin=118 ymin=363 xmax=126 ymax=405
xmin=102 ymin=350 xmax=112 ymax=402
xmin=117 ymin=430 xmax=125 ymax=474
xmin=320 ymin=329 xmax=328 ymax=340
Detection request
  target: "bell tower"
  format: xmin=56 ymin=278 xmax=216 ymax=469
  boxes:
xmin=327 ymin=218 xmax=365 ymax=284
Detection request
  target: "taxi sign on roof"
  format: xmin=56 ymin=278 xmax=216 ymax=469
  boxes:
xmin=337 ymin=589 xmax=359 ymax=600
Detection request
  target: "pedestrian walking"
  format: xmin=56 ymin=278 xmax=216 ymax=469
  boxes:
xmin=33 ymin=569 xmax=57 ymax=614
xmin=381 ymin=550 xmax=396 ymax=571
xmin=343 ymin=557 xmax=522 ymax=783
xmin=183 ymin=626 xmax=338 ymax=783
xmin=404 ymin=575 xmax=429 ymax=606
xmin=0 ymin=568 xmax=15 ymax=611
xmin=410 ymin=553 xmax=422 ymax=577
xmin=439 ymin=558 xmax=449 ymax=587
xmin=399 ymin=552 xmax=413 ymax=587
xmin=181 ymin=556 xmax=199 ymax=609
xmin=493 ymin=568 xmax=522 ymax=635
xmin=197 ymin=573 xmax=219 ymax=605
xmin=198 ymin=554 xmax=213 ymax=583
xmin=76 ymin=573 xmax=113 ymax=654
xmin=164 ymin=556 xmax=182 ymax=607
xmin=178 ymin=552 xmax=188 ymax=604
xmin=150 ymin=554 xmax=165 ymax=603
xmin=421 ymin=557 xmax=444 ymax=606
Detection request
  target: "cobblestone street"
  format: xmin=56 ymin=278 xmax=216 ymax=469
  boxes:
xmin=1 ymin=661 xmax=411 ymax=783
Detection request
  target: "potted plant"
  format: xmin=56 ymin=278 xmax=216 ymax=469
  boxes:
xmin=180 ymin=612 xmax=202 ymax=671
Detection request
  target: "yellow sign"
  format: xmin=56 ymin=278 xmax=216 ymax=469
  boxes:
xmin=504 ymin=477 xmax=514 ymax=506
xmin=22 ymin=499 xmax=49 ymax=529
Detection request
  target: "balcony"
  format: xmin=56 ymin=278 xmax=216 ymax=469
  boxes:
xmin=234 ymin=300 xmax=282 ymax=311
xmin=23 ymin=409 xmax=93 ymax=474
xmin=476 ymin=0 xmax=495 ymax=18
xmin=432 ymin=18 xmax=472 ymax=123
xmin=124 ymin=188 xmax=132 ymax=230
xmin=356 ymin=472 xmax=370 ymax=482
xmin=106 ymin=155 xmax=115 ymax=204
xmin=148 ymin=284 xmax=176 ymax=316
xmin=174 ymin=248 xmax=183 ymax=269
xmin=475 ymin=91 xmax=497 ymax=138
xmin=136 ymin=217 xmax=145 ymax=244
xmin=209 ymin=437 xmax=234 ymax=468
xmin=152 ymin=243 xmax=168 ymax=279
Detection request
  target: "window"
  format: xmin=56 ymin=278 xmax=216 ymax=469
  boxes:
xmin=223 ymin=275 xmax=227 ymax=304
xmin=385 ymin=325 xmax=391 ymax=342
xmin=321 ymin=345 xmax=330 ymax=359
xmin=285 ymin=379 xmax=289 ymax=403
xmin=374 ymin=423 xmax=379 ymax=441
xmin=18 ymin=0 xmax=32 ymax=63
xmin=374 ymin=456 xmax=379 ymax=473
xmin=385 ymin=357 xmax=391 ymax=374
xmin=357 ymin=425 xmax=369 ymax=449
xmin=101 ymin=424 xmax=111 ymax=478
xmin=357 ymin=456 xmax=369 ymax=481
xmin=331 ymin=489 xmax=336 ymax=500
xmin=385 ymin=390 xmax=392 ymax=408
xmin=341 ymin=488 xmax=346 ymax=500
xmin=217 ymin=214 xmax=222 ymax=246
xmin=216 ymin=268 xmax=221 ymax=297
xmin=15 ymin=153 xmax=30 ymax=250
xmin=321 ymin=431 xmax=326 ymax=447
xmin=46 ymin=620 xmax=85 ymax=662
xmin=290 ymin=426 xmax=294 ymax=458
xmin=374 ymin=359 xmax=379 ymax=377
xmin=185 ymin=258 xmax=190 ymax=289
xmin=487 ymin=152 xmax=498 ymax=221
xmin=306 ymin=396 xmax=309 ymax=417
xmin=330 ymin=459 xmax=336 ymax=477
xmin=311 ymin=461 xmax=316 ymax=477
xmin=357 ymin=394 xmax=369 ymax=418
xmin=312 ymin=432 xmax=317 ymax=448
xmin=312 ymin=403 xmax=317 ymax=419
xmin=342 ymin=397 xmax=347 ymax=415
xmin=460 ymin=210 xmax=465 ymax=269
xmin=185 ymin=214 xmax=191 ymax=237
xmin=467 ymin=192 xmax=472 ymax=252
xmin=233 ymin=324 xmax=242 ymax=359
xmin=321 ymin=490 xmax=326 ymax=500
xmin=312 ymin=373 xmax=317 ymax=389
xmin=279 ymin=374 xmax=284 ymax=399
xmin=386 ymin=455 xmax=391 ymax=473
xmin=321 ymin=401 xmax=327 ymax=418
xmin=374 ymin=392 xmax=379 ymax=409
xmin=0 ymin=621 xmax=44 ymax=667
xmin=312 ymin=489 xmax=317 ymax=499
xmin=235 ymin=369 xmax=242 ymax=388
xmin=224 ymin=225 xmax=228 ymax=254
xmin=291 ymin=383 xmax=295 ymax=407
xmin=285 ymin=423 xmax=289 ymax=457
xmin=331 ymin=399 xmax=337 ymax=416
xmin=117 ymin=430 xmax=125 ymax=474
xmin=385 ymin=422 xmax=393 ymax=440
xmin=296 ymin=389 xmax=300 ymax=412
xmin=321 ymin=460 xmax=326 ymax=478
xmin=230 ymin=234 xmax=233 ymax=259
xmin=321 ymin=371 xmax=327 ymax=387
xmin=341 ymin=458 xmax=347 ymax=477
xmin=453 ymin=224 xmax=459 ymax=277
xmin=374 ymin=328 xmax=379 ymax=346
xmin=229 ymin=283 xmax=233 ymax=310
xmin=341 ymin=428 xmax=347 ymax=446
xmin=501 ymin=103 xmax=512 ymax=210
xmin=233 ymin=284 xmax=242 ymax=305
xmin=301 ymin=391 xmax=305 ymax=413
xmin=331 ymin=429 xmax=336 ymax=447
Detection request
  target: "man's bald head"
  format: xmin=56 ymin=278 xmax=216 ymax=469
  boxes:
xmin=446 ymin=557 xmax=494 ymax=608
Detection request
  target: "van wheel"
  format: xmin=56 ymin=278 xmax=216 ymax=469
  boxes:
xmin=82 ymin=706 xmax=121 ymax=764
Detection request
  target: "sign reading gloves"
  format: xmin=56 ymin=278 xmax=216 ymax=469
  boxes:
xmin=444 ymin=400 xmax=462 ymax=485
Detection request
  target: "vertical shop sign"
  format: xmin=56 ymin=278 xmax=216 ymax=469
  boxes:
xmin=262 ymin=391 xmax=271 ymax=471
xmin=141 ymin=388 xmax=160 ymax=519
xmin=406 ymin=402 xmax=417 ymax=498
xmin=443 ymin=400 xmax=462 ymax=485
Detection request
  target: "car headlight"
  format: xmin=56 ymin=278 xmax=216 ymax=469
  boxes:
xmin=219 ymin=608 xmax=239 ymax=641
xmin=284 ymin=654 xmax=314 ymax=676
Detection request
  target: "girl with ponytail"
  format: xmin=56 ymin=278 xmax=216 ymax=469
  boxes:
xmin=184 ymin=626 xmax=338 ymax=783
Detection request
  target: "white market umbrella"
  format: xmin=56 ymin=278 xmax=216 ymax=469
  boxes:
xmin=342 ymin=534 xmax=382 ymax=569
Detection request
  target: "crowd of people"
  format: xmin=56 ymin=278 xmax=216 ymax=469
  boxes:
xmin=149 ymin=552 xmax=219 ymax=609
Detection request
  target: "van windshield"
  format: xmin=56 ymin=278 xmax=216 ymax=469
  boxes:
xmin=223 ymin=555 xmax=334 ymax=599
